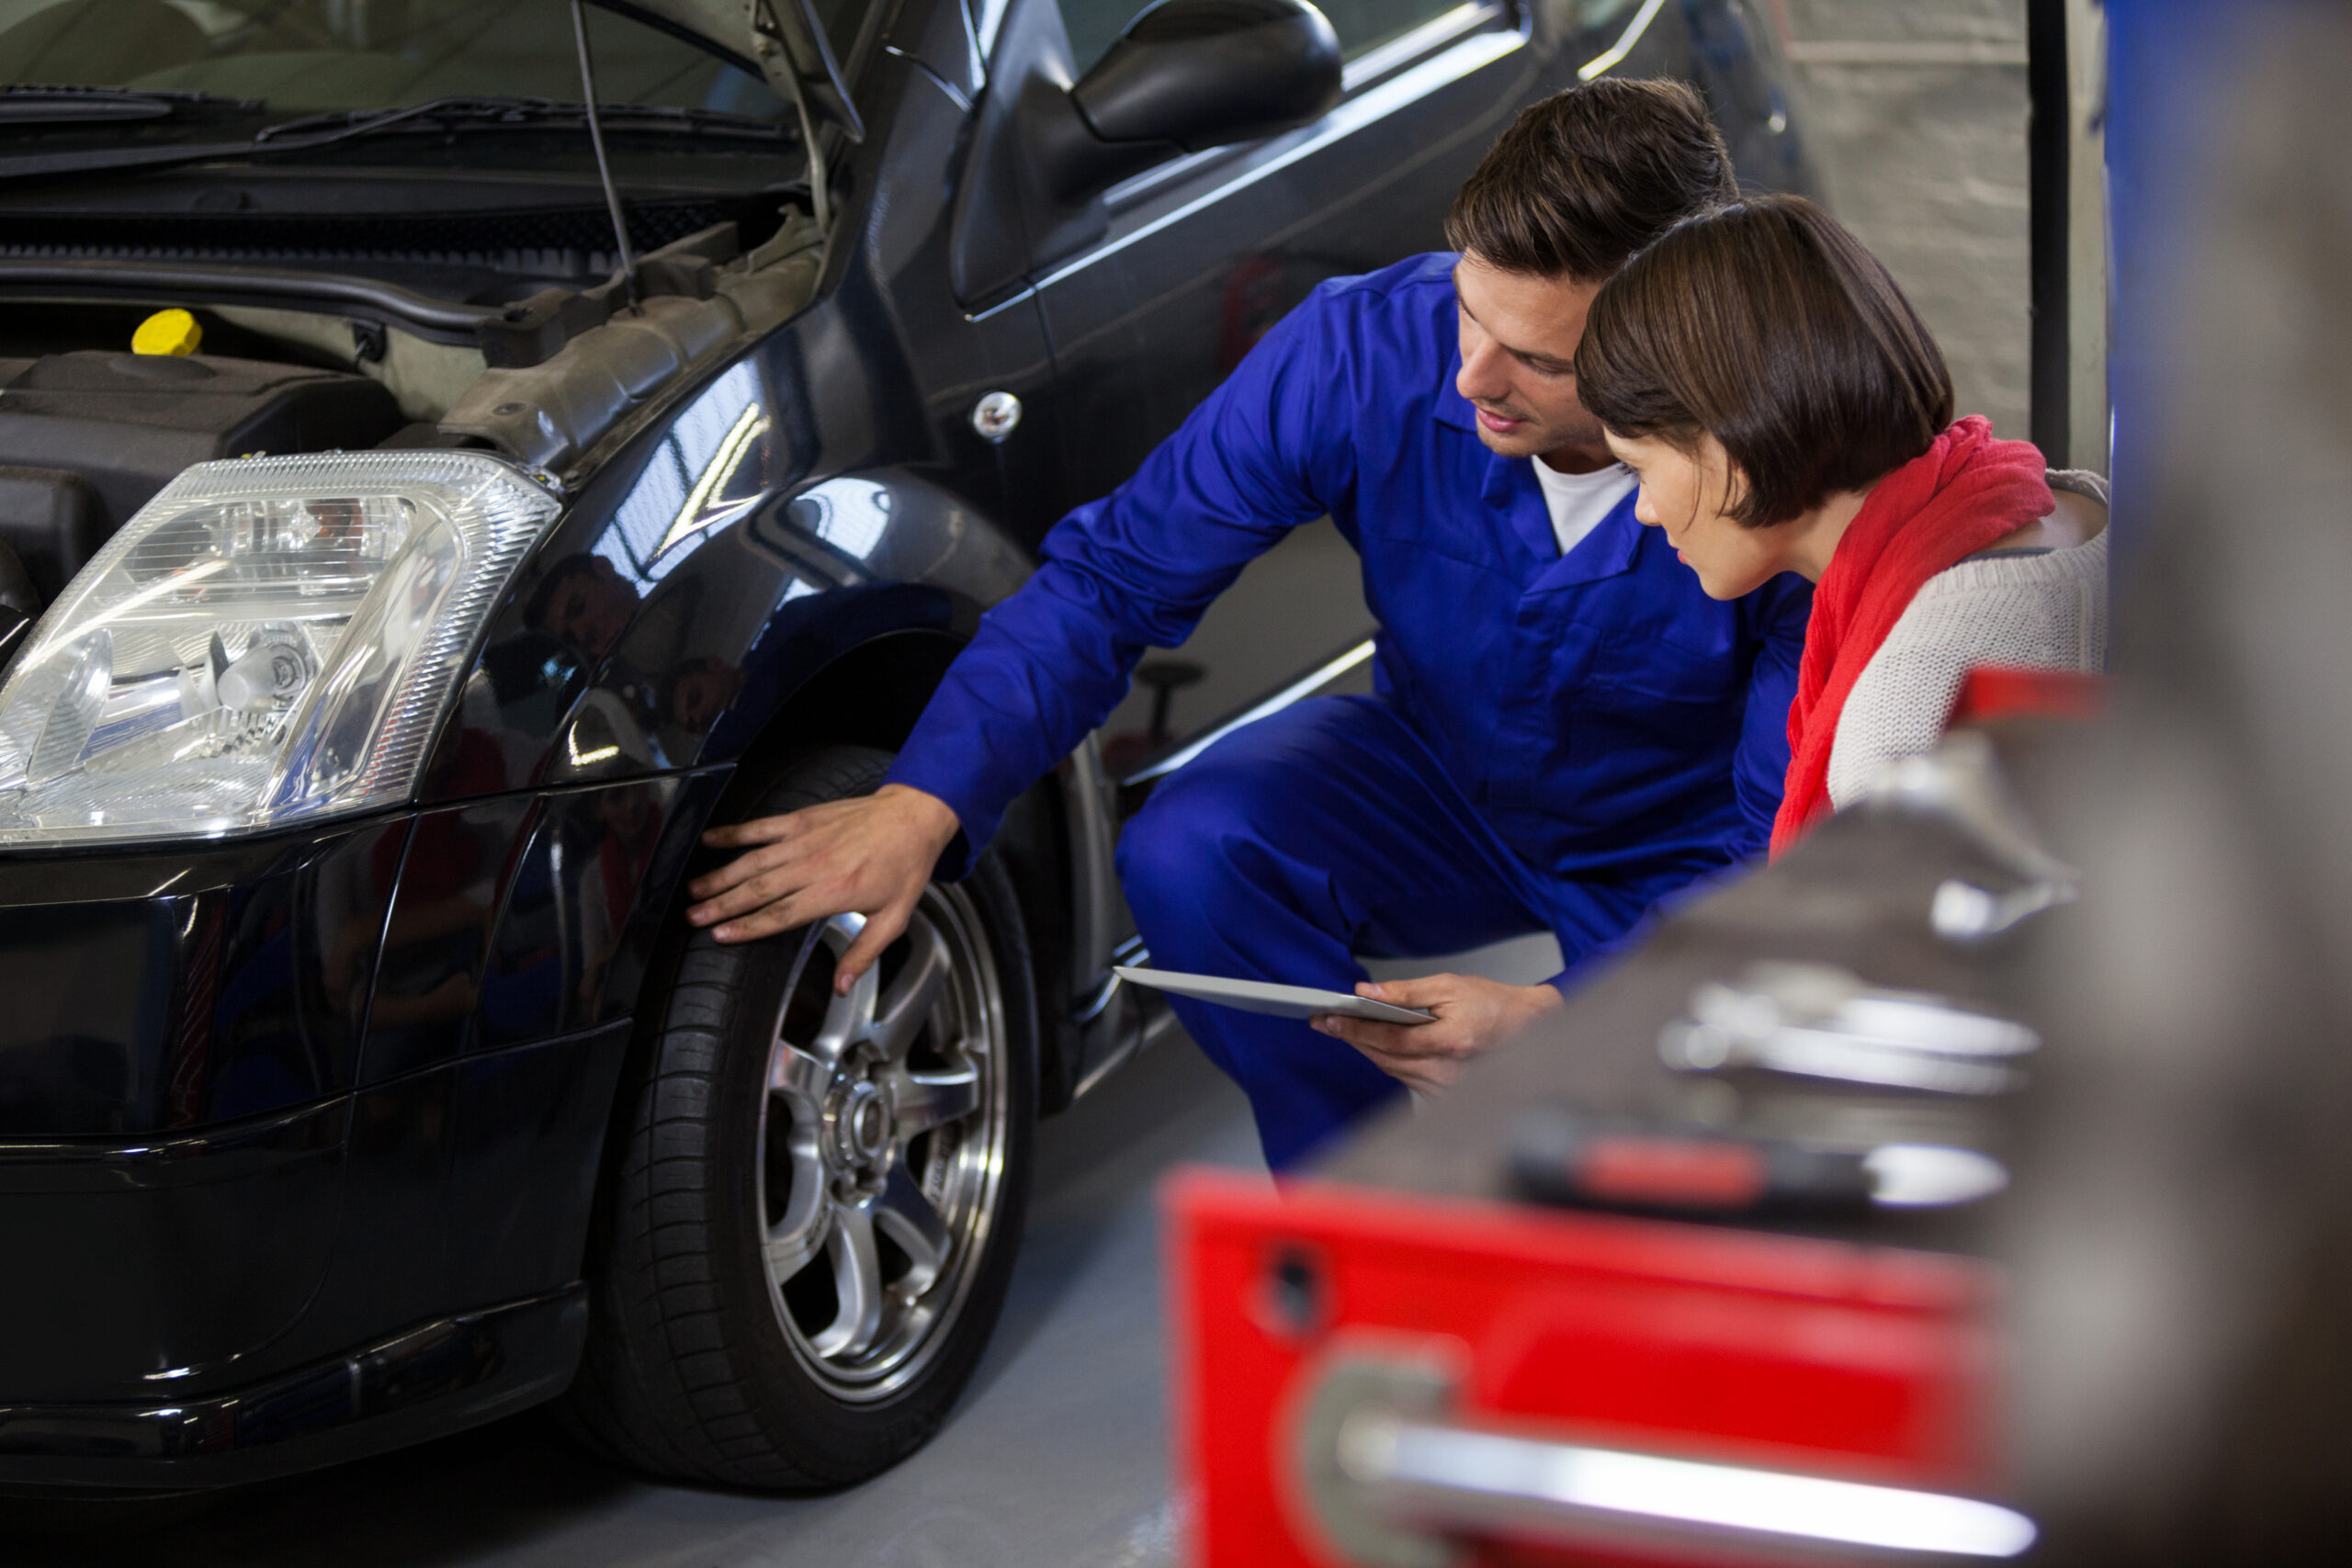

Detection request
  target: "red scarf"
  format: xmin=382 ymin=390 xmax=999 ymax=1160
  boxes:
xmin=1769 ymin=417 xmax=2053 ymax=858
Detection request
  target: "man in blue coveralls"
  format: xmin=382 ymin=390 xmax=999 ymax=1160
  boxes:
xmin=686 ymin=80 xmax=1812 ymax=1169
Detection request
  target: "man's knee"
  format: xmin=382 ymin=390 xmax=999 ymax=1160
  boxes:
xmin=1114 ymin=760 xmax=1271 ymax=915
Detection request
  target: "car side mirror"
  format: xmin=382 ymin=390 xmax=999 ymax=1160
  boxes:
xmin=1044 ymin=0 xmax=1342 ymax=199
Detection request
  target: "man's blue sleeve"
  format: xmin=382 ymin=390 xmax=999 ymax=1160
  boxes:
xmin=882 ymin=294 xmax=1356 ymax=871
xmin=1730 ymin=575 xmax=1813 ymax=849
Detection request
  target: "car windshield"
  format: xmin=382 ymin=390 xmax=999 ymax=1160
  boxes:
xmin=0 ymin=0 xmax=797 ymax=118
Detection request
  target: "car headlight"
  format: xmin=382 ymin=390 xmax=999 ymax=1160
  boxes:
xmin=0 ymin=451 xmax=560 ymax=846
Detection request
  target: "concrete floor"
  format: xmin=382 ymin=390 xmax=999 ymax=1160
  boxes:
xmin=0 ymin=9 xmax=2034 ymax=1563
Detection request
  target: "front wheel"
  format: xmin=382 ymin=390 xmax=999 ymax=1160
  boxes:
xmin=563 ymin=746 xmax=1036 ymax=1488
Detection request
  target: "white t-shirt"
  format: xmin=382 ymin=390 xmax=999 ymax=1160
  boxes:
xmin=1532 ymin=457 xmax=1636 ymax=558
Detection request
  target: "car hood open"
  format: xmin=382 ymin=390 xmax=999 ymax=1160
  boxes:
xmin=616 ymin=0 xmax=865 ymax=139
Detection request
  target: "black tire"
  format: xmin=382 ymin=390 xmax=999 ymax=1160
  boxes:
xmin=562 ymin=745 xmax=1036 ymax=1489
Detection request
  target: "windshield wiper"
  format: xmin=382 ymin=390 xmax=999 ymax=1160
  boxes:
xmin=0 ymin=85 xmax=263 ymax=124
xmin=255 ymin=96 xmax=787 ymax=142
xmin=0 ymin=94 xmax=789 ymax=186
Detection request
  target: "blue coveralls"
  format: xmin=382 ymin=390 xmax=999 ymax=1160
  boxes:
xmin=886 ymin=254 xmax=1812 ymax=1168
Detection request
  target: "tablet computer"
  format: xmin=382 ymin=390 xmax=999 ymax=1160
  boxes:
xmin=1114 ymin=965 xmax=1435 ymax=1024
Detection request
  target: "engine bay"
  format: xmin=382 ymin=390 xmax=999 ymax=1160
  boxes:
xmin=0 ymin=213 xmax=822 ymax=631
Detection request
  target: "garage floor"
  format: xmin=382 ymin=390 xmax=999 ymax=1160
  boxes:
xmin=0 ymin=6 xmax=2034 ymax=1562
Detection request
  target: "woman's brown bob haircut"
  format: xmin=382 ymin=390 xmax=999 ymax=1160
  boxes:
xmin=1577 ymin=195 xmax=1956 ymax=528
xmin=1446 ymin=79 xmax=1739 ymax=282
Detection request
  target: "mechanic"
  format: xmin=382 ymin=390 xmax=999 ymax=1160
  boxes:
xmin=684 ymin=80 xmax=1813 ymax=1169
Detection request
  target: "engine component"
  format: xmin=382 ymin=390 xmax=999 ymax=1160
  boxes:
xmin=131 ymin=307 xmax=202 ymax=356
xmin=0 ymin=465 xmax=107 ymax=600
xmin=0 ymin=350 xmax=404 ymax=538
xmin=444 ymin=215 xmax=822 ymax=469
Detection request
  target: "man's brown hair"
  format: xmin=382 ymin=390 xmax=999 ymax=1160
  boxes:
xmin=1576 ymin=194 xmax=1956 ymax=528
xmin=1445 ymin=79 xmax=1740 ymax=281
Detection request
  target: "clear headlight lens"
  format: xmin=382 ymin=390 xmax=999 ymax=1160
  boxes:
xmin=0 ymin=451 xmax=560 ymax=846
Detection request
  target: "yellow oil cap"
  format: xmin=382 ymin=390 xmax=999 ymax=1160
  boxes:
xmin=131 ymin=308 xmax=202 ymax=356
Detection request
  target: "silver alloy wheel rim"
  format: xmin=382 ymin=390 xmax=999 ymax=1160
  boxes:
xmin=756 ymin=886 xmax=1009 ymax=1403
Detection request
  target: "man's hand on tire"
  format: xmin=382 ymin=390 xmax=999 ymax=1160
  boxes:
xmin=688 ymin=784 xmax=961 ymax=993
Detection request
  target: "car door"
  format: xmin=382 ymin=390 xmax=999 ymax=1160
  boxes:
xmin=1020 ymin=0 xmax=1560 ymax=507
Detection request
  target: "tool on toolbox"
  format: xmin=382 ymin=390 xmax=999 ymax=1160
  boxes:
xmin=1656 ymin=963 xmax=2039 ymax=1098
xmin=1507 ymin=1111 xmax=2009 ymax=1217
xmin=1169 ymin=717 xmax=2074 ymax=1568
xmin=1853 ymin=730 xmax=2079 ymax=945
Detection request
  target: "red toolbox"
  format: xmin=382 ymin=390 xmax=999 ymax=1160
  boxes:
xmin=1170 ymin=1169 xmax=2019 ymax=1567
xmin=1167 ymin=730 xmax=2065 ymax=1567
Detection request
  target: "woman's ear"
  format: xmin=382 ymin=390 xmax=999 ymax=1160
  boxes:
xmin=1696 ymin=432 xmax=1749 ymax=522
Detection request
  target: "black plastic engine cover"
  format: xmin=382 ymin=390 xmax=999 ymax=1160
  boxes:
xmin=0 ymin=352 xmax=404 ymax=569
xmin=0 ymin=466 xmax=107 ymax=601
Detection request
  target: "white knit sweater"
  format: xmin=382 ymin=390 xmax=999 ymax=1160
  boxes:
xmin=1826 ymin=470 xmax=2109 ymax=809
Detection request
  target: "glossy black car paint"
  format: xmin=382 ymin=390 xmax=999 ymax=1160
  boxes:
xmin=0 ymin=0 xmax=1815 ymax=1491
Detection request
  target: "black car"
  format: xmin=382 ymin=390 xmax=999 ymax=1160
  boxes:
xmin=0 ymin=0 xmax=1812 ymax=1495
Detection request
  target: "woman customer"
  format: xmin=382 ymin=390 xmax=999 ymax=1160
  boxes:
xmin=1317 ymin=194 xmax=2104 ymax=1089
xmin=1573 ymin=193 xmax=2107 ymax=853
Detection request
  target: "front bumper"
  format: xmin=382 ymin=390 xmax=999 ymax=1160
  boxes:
xmin=0 ymin=772 xmax=725 ymax=1486
xmin=0 ymin=769 xmax=718 ymax=1141
xmin=0 ymin=1287 xmax=585 ymax=1495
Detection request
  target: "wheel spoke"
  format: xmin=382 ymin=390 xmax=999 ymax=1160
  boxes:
xmin=875 ymin=1159 xmax=951 ymax=1296
xmin=867 ymin=917 xmax=948 ymax=1062
xmin=765 ymin=1188 xmax=831 ymax=1286
xmin=762 ymin=1055 xmax=831 ymax=1283
xmin=888 ymin=1059 xmax=980 ymax=1134
xmin=803 ymin=915 xmax=877 ymax=1065
xmin=811 ymin=1200 xmax=886 ymax=1361
xmin=768 ymin=1040 xmax=830 ymax=1104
